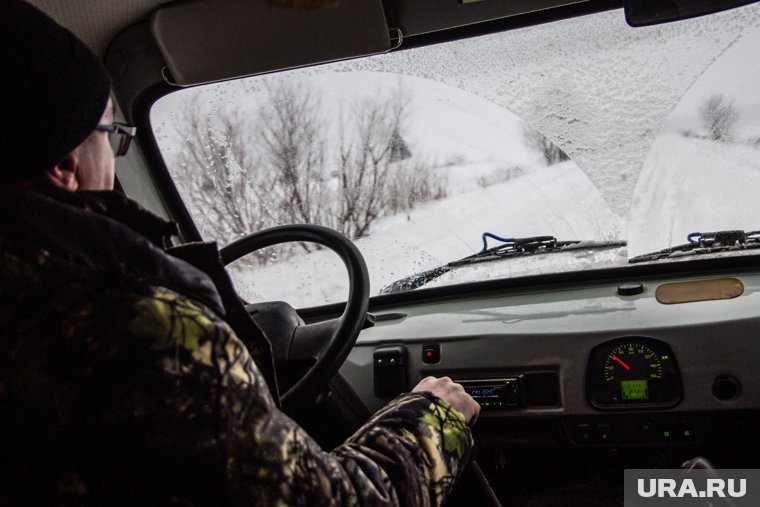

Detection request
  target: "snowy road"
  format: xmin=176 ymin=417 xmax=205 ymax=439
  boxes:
xmin=628 ymin=134 xmax=760 ymax=257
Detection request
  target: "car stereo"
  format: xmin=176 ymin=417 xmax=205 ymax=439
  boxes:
xmin=459 ymin=378 xmax=524 ymax=409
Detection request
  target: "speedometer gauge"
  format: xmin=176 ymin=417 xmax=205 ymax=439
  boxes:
xmin=587 ymin=337 xmax=681 ymax=409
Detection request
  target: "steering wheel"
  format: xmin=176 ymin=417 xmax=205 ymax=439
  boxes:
xmin=219 ymin=224 xmax=370 ymax=413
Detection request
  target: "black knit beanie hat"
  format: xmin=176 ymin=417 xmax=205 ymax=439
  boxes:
xmin=0 ymin=0 xmax=111 ymax=182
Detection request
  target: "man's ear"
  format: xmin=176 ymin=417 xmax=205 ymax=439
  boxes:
xmin=44 ymin=152 xmax=79 ymax=191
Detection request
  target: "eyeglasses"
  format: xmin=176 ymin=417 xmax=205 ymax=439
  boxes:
xmin=94 ymin=122 xmax=137 ymax=157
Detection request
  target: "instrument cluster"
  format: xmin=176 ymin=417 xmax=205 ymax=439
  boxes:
xmin=586 ymin=337 xmax=682 ymax=409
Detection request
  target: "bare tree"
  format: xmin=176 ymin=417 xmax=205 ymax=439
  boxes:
xmin=386 ymin=160 xmax=447 ymax=214
xmin=169 ymin=79 xmax=447 ymax=264
xmin=334 ymin=86 xmax=407 ymax=239
xmin=700 ymin=94 xmax=739 ymax=142
xmin=172 ymin=101 xmax=271 ymax=246
xmin=257 ymin=81 xmax=328 ymax=231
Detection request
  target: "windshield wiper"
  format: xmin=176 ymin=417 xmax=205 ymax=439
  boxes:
xmin=629 ymin=229 xmax=760 ymax=264
xmin=380 ymin=233 xmax=626 ymax=294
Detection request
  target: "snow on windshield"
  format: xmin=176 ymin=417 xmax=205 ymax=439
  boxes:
xmin=321 ymin=6 xmax=760 ymax=218
xmin=151 ymin=5 xmax=760 ymax=307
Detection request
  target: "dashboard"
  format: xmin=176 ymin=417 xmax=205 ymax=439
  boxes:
xmin=338 ymin=265 xmax=760 ymax=455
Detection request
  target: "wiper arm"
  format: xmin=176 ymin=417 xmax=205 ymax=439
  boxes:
xmin=451 ymin=234 xmax=625 ymax=267
xmin=380 ymin=233 xmax=626 ymax=294
xmin=629 ymin=229 xmax=760 ymax=264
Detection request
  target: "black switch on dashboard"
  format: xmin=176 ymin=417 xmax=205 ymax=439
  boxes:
xmin=422 ymin=343 xmax=440 ymax=363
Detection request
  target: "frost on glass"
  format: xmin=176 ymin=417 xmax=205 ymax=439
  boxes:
xmin=150 ymin=4 xmax=760 ymax=306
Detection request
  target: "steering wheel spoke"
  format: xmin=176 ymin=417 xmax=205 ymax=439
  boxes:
xmin=291 ymin=319 xmax=341 ymax=361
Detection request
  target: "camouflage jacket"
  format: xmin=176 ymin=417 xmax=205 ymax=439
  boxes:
xmin=0 ymin=186 xmax=471 ymax=506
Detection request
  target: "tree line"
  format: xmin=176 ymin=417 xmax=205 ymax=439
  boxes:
xmin=172 ymin=80 xmax=447 ymax=263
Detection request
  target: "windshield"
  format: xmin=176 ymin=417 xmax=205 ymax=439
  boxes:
xmin=151 ymin=5 xmax=760 ymax=307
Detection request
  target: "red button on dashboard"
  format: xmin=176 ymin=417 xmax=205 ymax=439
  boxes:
xmin=422 ymin=344 xmax=440 ymax=363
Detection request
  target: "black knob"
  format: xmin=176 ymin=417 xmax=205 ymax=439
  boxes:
xmin=618 ymin=282 xmax=644 ymax=296
xmin=712 ymin=375 xmax=740 ymax=401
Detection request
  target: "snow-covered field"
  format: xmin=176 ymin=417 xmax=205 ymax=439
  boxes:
xmin=215 ymin=74 xmax=624 ymax=307
xmin=229 ymin=160 xmax=622 ymax=306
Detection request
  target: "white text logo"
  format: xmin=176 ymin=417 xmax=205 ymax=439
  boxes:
xmin=637 ymin=478 xmax=747 ymax=498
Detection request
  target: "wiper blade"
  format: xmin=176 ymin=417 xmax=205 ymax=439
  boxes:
xmin=629 ymin=229 xmax=760 ymax=264
xmin=380 ymin=233 xmax=626 ymax=294
xmin=451 ymin=235 xmax=625 ymax=267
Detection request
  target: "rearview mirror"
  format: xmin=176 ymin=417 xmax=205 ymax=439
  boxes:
xmin=625 ymin=0 xmax=759 ymax=26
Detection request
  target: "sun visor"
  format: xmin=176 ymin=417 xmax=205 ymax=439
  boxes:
xmin=384 ymin=0 xmax=588 ymax=37
xmin=150 ymin=0 xmax=390 ymax=86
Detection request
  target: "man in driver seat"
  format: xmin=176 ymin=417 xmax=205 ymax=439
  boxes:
xmin=0 ymin=1 xmax=479 ymax=505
